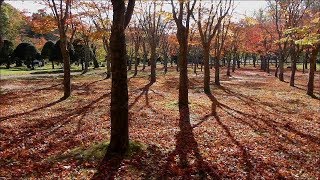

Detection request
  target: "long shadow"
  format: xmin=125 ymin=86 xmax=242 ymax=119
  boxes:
xmin=217 ymin=85 xmax=320 ymax=144
xmin=0 ymin=97 xmax=64 ymax=121
xmin=161 ymin=105 xmax=220 ymax=179
xmin=129 ymin=81 xmax=154 ymax=109
xmin=192 ymin=92 xmax=220 ymax=128
xmin=205 ymin=93 xmax=253 ymax=179
xmin=1 ymin=77 xmax=106 ymax=122
xmin=91 ymin=152 xmax=124 ymax=179
xmin=1 ymin=92 xmax=111 ymax=152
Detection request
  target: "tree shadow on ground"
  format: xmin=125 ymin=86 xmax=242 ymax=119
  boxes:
xmin=0 ymin=97 xmax=64 ymax=122
xmin=0 ymin=91 xmax=111 ymax=179
xmin=160 ymin=105 xmax=220 ymax=179
xmin=91 ymin=104 xmax=221 ymax=179
xmin=216 ymin=85 xmax=320 ymax=145
xmin=129 ymin=82 xmax=154 ymax=109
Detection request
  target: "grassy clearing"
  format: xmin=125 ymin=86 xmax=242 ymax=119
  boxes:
xmin=0 ymin=64 xmax=84 ymax=76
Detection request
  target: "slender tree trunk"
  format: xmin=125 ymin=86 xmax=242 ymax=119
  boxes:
xmin=142 ymin=42 xmax=147 ymax=71
xmin=150 ymin=45 xmax=156 ymax=82
xmin=290 ymin=48 xmax=297 ymax=87
xmin=106 ymin=54 xmax=111 ymax=78
xmin=260 ymin=56 xmax=264 ymax=70
xmin=164 ymin=54 xmax=168 ymax=74
xmin=81 ymin=60 xmax=84 ymax=71
xmin=275 ymin=57 xmax=278 ymax=77
xmin=193 ymin=60 xmax=197 ymax=75
xmin=142 ymin=55 xmax=146 ymax=71
xmin=303 ymin=54 xmax=305 ymax=74
xmin=51 ymin=60 xmax=55 ymax=69
xmin=237 ymin=56 xmax=240 ymax=68
xmin=133 ymin=57 xmax=138 ymax=77
xmin=103 ymin=38 xmax=111 ymax=79
xmin=305 ymin=49 xmax=309 ymax=70
xmin=279 ymin=55 xmax=285 ymax=81
xmin=60 ymin=34 xmax=71 ymax=99
xmin=227 ymin=56 xmax=231 ymax=76
xmin=232 ymin=55 xmax=236 ymax=72
xmin=203 ymin=46 xmax=210 ymax=93
xmin=267 ymin=56 xmax=270 ymax=74
xmin=128 ymin=54 xmax=132 ymax=71
xmin=215 ymin=57 xmax=220 ymax=86
xmin=307 ymin=47 xmax=319 ymax=96
xmin=83 ymin=47 xmax=89 ymax=73
xmin=253 ymin=55 xmax=256 ymax=67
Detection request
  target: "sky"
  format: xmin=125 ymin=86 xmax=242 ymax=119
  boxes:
xmin=6 ymin=0 xmax=268 ymax=19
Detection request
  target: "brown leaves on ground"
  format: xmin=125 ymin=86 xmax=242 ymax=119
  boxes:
xmin=0 ymin=66 xmax=319 ymax=179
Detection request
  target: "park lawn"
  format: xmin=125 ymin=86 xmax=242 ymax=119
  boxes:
xmin=0 ymin=64 xmax=85 ymax=76
xmin=296 ymin=63 xmax=320 ymax=71
xmin=0 ymin=66 xmax=319 ymax=179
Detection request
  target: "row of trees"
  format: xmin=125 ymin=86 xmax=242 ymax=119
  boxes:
xmin=1 ymin=0 xmax=319 ymax=155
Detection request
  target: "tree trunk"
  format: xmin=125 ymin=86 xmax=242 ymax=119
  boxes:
xmin=307 ymin=47 xmax=318 ymax=96
xmin=232 ymin=55 xmax=236 ymax=72
xmin=203 ymin=46 xmax=210 ymax=93
xmin=214 ymin=57 xmax=220 ymax=86
xmin=237 ymin=54 xmax=240 ymax=69
xmin=142 ymin=55 xmax=146 ymax=71
xmin=108 ymin=0 xmax=132 ymax=155
xmin=253 ymin=55 xmax=256 ymax=67
xmin=267 ymin=56 xmax=270 ymax=74
xmin=275 ymin=57 xmax=278 ymax=77
xmin=279 ymin=55 xmax=285 ymax=81
xmin=60 ymin=34 xmax=71 ymax=99
xmin=227 ymin=57 xmax=231 ymax=76
xmin=302 ymin=54 xmax=305 ymax=74
xmin=164 ymin=54 xmax=168 ymax=74
xmin=128 ymin=54 xmax=132 ymax=71
xmin=305 ymin=49 xmax=309 ymax=70
xmin=178 ymin=31 xmax=189 ymax=107
xmin=51 ymin=60 xmax=55 ymax=69
xmin=83 ymin=47 xmax=89 ymax=73
xmin=106 ymin=54 xmax=111 ymax=79
xmin=260 ymin=56 xmax=264 ymax=70
xmin=290 ymin=48 xmax=297 ymax=87
xmin=150 ymin=45 xmax=156 ymax=82
xmin=93 ymin=57 xmax=99 ymax=69
xmin=193 ymin=60 xmax=197 ymax=75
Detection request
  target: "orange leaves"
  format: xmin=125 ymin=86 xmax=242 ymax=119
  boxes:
xmin=29 ymin=9 xmax=57 ymax=34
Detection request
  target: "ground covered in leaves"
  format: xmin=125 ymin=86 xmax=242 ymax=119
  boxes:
xmin=0 ymin=66 xmax=319 ymax=179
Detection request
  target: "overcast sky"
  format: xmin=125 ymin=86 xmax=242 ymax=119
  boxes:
xmin=6 ymin=0 xmax=268 ymax=19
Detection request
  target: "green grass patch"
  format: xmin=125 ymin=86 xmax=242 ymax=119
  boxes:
xmin=0 ymin=64 xmax=84 ymax=76
xmin=164 ymin=101 xmax=179 ymax=111
xmin=47 ymin=141 xmax=144 ymax=164
xmin=290 ymin=63 xmax=320 ymax=71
